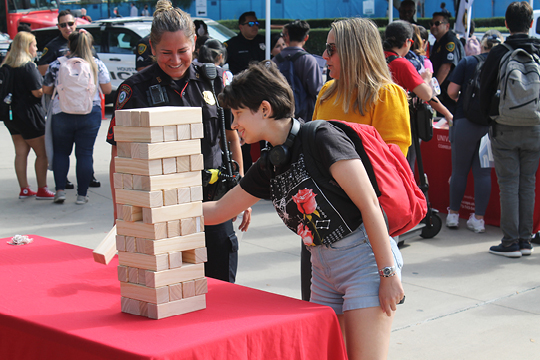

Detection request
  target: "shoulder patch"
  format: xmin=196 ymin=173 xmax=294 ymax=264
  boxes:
xmin=138 ymin=43 xmax=147 ymax=55
xmin=447 ymin=52 xmax=454 ymax=61
xmin=446 ymin=42 xmax=456 ymax=52
xmin=116 ymin=84 xmax=132 ymax=110
xmin=42 ymin=47 xmax=49 ymax=57
xmin=259 ymin=43 xmax=266 ymax=51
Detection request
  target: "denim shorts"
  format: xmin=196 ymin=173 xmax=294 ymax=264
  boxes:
xmin=307 ymin=224 xmax=403 ymax=314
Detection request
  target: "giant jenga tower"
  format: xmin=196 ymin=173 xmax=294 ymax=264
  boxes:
xmin=113 ymin=106 xmax=208 ymax=319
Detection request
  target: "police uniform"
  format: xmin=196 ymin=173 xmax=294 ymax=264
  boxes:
xmin=107 ymin=62 xmax=239 ymax=283
xmin=135 ymin=35 xmax=153 ymax=70
xmin=224 ymin=33 xmax=266 ymax=75
xmin=38 ymin=35 xmax=69 ymax=67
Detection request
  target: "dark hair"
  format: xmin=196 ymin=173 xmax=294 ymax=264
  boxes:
xmin=285 ymin=20 xmax=310 ymax=43
xmin=469 ymin=19 xmax=476 ymax=37
xmin=198 ymin=38 xmax=227 ymax=64
xmin=193 ymin=19 xmax=208 ymax=37
xmin=506 ymin=1 xmax=533 ymax=33
xmin=417 ymin=25 xmax=428 ymax=41
xmin=58 ymin=9 xmax=72 ymax=22
xmin=151 ymin=0 xmax=195 ymax=46
xmin=17 ymin=24 xmax=32 ymax=33
xmin=219 ymin=61 xmax=294 ymax=120
xmin=383 ymin=20 xmax=413 ymax=51
xmin=441 ymin=2 xmax=446 ymax=8
xmin=432 ymin=11 xmax=450 ymax=21
xmin=271 ymin=32 xmax=282 ymax=51
xmin=239 ymin=11 xmax=256 ymax=25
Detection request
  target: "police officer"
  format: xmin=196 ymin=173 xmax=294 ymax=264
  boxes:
xmin=108 ymin=0 xmax=250 ymax=283
xmin=225 ymin=11 xmax=266 ymax=76
xmin=38 ymin=10 xmax=77 ymax=76
xmin=135 ymin=34 xmax=152 ymax=71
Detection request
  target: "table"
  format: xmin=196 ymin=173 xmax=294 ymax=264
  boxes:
xmin=420 ymin=126 xmax=540 ymax=232
xmin=0 ymin=236 xmax=347 ymax=360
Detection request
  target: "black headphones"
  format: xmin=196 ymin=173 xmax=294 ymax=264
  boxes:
xmin=259 ymin=118 xmax=301 ymax=177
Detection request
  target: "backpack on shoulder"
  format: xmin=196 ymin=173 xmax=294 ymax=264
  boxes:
xmin=275 ymin=51 xmax=311 ymax=121
xmin=302 ymin=120 xmax=427 ymax=237
xmin=492 ymin=43 xmax=540 ymax=126
xmin=462 ymin=55 xmax=492 ymax=126
xmin=0 ymin=64 xmax=14 ymax=121
xmin=56 ymin=56 xmax=97 ymax=115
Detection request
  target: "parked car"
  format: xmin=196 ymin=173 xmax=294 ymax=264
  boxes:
xmin=0 ymin=32 xmax=11 ymax=63
xmin=33 ymin=16 xmax=236 ymax=102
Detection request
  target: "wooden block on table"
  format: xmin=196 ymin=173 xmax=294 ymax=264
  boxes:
xmin=120 ymin=282 xmax=169 ymax=304
xmin=169 ymin=283 xmax=183 ymax=301
xmin=118 ymin=265 xmax=128 ymax=282
xmin=190 ymin=154 xmax=204 ymax=171
xmin=191 ymin=123 xmax=204 ymax=139
xmin=116 ymin=204 xmax=124 ymax=220
xmin=131 ymin=110 xmax=141 ymax=127
xmin=138 ymin=268 xmax=147 ymax=285
xmin=145 ymin=263 xmax=205 ymax=288
xmin=163 ymin=126 xmax=177 ymax=142
xmin=115 ymin=110 xmax=131 ymax=126
xmin=114 ymin=126 xmax=164 ymax=143
xmin=196 ymin=216 xmax=204 ymax=232
xmin=116 ymin=189 xmax=164 ymax=208
xmin=180 ymin=217 xmax=197 ymax=236
xmin=176 ymin=156 xmax=190 ymax=173
xmin=136 ymin=238 xmax=147 ymax=254
xmin=177 ymin=124 xmax=191 ymax=140
xmin=139 ymin=106 xmax=202 ymax=127
xmin=121 ymin=297 xmax=141 ymax=315
xmin=116 ymin=235 xmax=126 ymax=252
xmin=117 ymin=142 xmax=132 ymax=158
xmin=190 ymin=186 xmax=203 ymax=202
xmin=118 ymin=251 xmax=169 ymax=271
xmin=182 ymin=247 xmax=207 ymax=264
xmin=131 ymin=139 xmax=201 ymax=160
xmin=194 ymin=277 xmax=208 ymax=295
xmin=132 ymin=172 xmax=201 ymax=191
xmin=182 ymin=280 xmax=196 ymax=298
xmin=92 ymin=225 xmax=117 ymax=265
xmin=113 ymin=173 xmax=124 ymax=189
xmin=168 ymin=251 xmax=183 ymax=269
xmin=123 ymin=174 xmax=133 ymax=189
xmin=143 ymin=232 xmax=206 ymax=255
xmin=167 ymin=220 xmax=180 ymax=238
xmin=143 ymin=202 xmax=202 ymax=224
xmin=123 ymin=205 xmax=142 ymax=222
xmin=177 ymin=188 xmax=191 ymax=204
xmin=128 ymin=266 xmax=138 ymax=283
xmin=115 ymin=157 xmax=163 ymax=176
xmin=162 ymin=157 xmax=177 ymax=175
xmin=116 ymin=220 xmax=168 ymax=240
xmin=125 ymin=236 xmax=136 ymax=252
xmin=147 ymin=294 xmax=206 ymax=320
xmin=163 ymin=189 xmax=178 ymax=206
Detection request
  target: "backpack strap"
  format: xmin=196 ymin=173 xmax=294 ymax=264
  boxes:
xmin=386 ymin=55 xmax=399 ymax=64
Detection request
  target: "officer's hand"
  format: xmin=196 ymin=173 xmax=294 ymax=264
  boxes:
xmin=238 ymin=207 xmax=252 ymax=232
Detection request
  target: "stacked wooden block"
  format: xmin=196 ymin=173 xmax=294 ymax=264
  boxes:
xmin=113 ymin=106 xmax=208 ymax=320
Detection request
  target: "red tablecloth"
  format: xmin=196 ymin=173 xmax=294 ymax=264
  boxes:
xmin=420 ymin=127 xmax=540 ymax=232
xmin=0 ymin=236 xmax=347 ymax=360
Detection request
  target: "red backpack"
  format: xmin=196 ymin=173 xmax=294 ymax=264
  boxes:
xmin=302 ymin=120 xmax=427 ymax=237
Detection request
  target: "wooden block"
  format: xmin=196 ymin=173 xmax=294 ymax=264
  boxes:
xmin=190 ymin=123 xmax=204 ymax=139
xmin=177 ymin=124 xmax=191 ymax=140
xmin=147 ymin=294 xmax=206 ymax=319
xmin=176 ymin=156 xmax=190 ymax=172
xmin=117 ymin=265 xmax=128 ymax=282
xmin=139 ymin=106 xmax=202 ymax=127
xmin=116 ymin=142 xmax=132 ymax=158
xmin=121 ymin=297 xmax=141 ymax=315
xmin=136 ymin=238 xmax=147 ymax=254
xmin=138 ymin=268 xmax=147 ymax=285
xmin=116 ymin=235 xmax=126 ymax=252
xmin=92 ymin=226 xmax=117 ymax=265
xmin=145 ymin=263 xmax=205 ymax=288
xmin=125 ymin=236 xmax=136 ymax=252
xmin=194 ymin=277 xmax=208 ymax=295
xmin=113 ymin=173 xmax=124 ymax=189
xmin=169 ymin=283 xmax=183 ymax=301
xmin=116 ymin=220 xmax=168 ymax=240
xmin=190 ymin=154 xmax=204 ymax=171
xmin=115 ymin=110 xmax=131 ymax=126
xmin=180 ymin=217 xmax=197 ymax=236
xmin=162 ymin=158 xmax=177 ymax=175
xmin=168 ymin=251 xmax=183 ymax=269
xmin=190 ymin=186 xmax=203 ymax=202
xmin=167 ymin=220 xmax=180 ymax=238
xmin=132 ymin=172 xmax=201 ymax=191
xmin=116 ymin=204 xmax=124 ymax=220
xmin=139 ymin=300 xmax=148 ymax=317
xmin=131 ymin=110 xmax=141 ymax=127
xmin=182 ymin=280 xmax=196 ymax=298
xmin=177 ymin=188 xmax=191 ymax=204
xmin=118 ymin=251 xmax=169 ymax=271
xmin=131 ymin=139 xmax=201 ymax=160
xmin=120 ymin=282 xmax=169 ymax=304
xmin=123 ymin=205 xmax=142 ymax=222
xmin=123 ymin=174 xmax=133 ymax=189
xmin=115 ymin=189 xmax=164 ymax=208
xmin=143 ymin=202 xmax=203 ymax=224
xmin=143 ymin=232 xmax=206 ymax=255
xmin=163 ymin=126 xmax=177 ymax=141
xmin=163 ymin=189 xmax=178 ymax=206
xmin=114 ymin=126 xmax=164 ymax=143
xmin=115 ymin=157 xmax=163 ymax=176
xmin=128 ymin=267 xmax=138 ymax=283
xmin=196 ymin=216 xmax=204 ymax=232
xmin=182 ymin=247 xmax=207 ymax=264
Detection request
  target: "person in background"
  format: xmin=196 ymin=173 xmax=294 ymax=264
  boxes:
xmin=410 ymin=25 xmax=434 ymax=73
xmin=398 ymin=0 xmax=417 ymax=24
xmin=270 ymin=33 xmax=285 ymax=58
xmin=43 ymin=30 xmax=112 ymax=205
xmin=141 ymin=4 xmax=150 ymax=16
xmin=80 ymin=8 xmax=92 ymax=22
xmin=113 ymin=7 xmax=122 ymax=17
xmin=462 ymin=20 xmax=482 ymax=56
xmin=445 ymin=30 xmax=504 ymax=233
xmin=135 ymin=34 xmax=152 ymax=71
xmin=198 ymin=38 xmax=233 ymax=85
xmin=2 ymin=32 xmax=54 ymax=200
xmin=130 ymin=3 xmax=138 ymax=17
xmin=440 ymin=2 xmax=451 ymax=16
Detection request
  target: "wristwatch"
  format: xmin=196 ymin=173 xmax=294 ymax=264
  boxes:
xmin=378 ymin=266 xmax=397 ymax=277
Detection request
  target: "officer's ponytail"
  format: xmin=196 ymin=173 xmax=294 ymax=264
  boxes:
xmin=151 ymin=0 xmax=195 ymax=46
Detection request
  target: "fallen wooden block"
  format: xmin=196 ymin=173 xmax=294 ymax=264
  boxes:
xmin=147 ymin=294 xmax=206 ymax=320
xmin=93 ymin=225 xmax=117 ymax=265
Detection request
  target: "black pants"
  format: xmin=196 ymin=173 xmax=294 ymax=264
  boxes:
xmin=204 ymin=220 xmax=238 ymax=283
xmin=301 ymin=241 xmax=312 ymax=301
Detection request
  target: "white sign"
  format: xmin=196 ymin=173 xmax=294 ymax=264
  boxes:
xmin=363 ymin=0 xmax=374 ymax=15
xmin=196 ymin=0 xmax=207 ymax=17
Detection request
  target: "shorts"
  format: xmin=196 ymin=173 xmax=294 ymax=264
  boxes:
xmin=307 ymin=224 xmax=403 ymax=315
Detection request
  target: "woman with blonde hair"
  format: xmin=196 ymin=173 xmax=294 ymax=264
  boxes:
xmin=43 ymin=30 xmax=112 ymax=205
xmin=2 ymin=31 xmax=54 ymax=199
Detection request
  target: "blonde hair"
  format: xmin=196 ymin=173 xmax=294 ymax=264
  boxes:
xmin=151 ymin=0 xmax=195 ymax=46
xmin=3 ymin=32 xmax=36 ymax=68
xmin=68 ymin=30 xmax=98 ymax=84
xmin=319 ymin=17 xmax=394 ymax=116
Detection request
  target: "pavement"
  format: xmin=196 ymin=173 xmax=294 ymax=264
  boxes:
xmin=1 ymin=108 xmax=539 ymax=359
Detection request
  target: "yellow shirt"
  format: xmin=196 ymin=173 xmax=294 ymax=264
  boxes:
xmin=313 ymin=81 xmax=411 ymax=156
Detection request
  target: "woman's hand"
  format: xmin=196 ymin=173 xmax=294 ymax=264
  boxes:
xmin=420 ymin=69 xmax=432 ymax=83
xmin=379 ymin=275 xmax=405 ymax=317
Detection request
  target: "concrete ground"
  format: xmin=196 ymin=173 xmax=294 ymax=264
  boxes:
xmin=1 ymin=109 xmax=538 ymax=359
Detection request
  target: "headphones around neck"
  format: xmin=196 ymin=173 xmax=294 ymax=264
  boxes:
xmin=259 ymin=118 xmax=301 ymax=177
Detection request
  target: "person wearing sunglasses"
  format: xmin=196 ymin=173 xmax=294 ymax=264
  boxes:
xmin=38 ymin=10 xmax=77 ymax=76
xmin=429 ymin=11 xmax=465 ymax=115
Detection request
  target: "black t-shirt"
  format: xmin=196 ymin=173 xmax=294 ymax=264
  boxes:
xmin=11 ymin=62 xmax=45 ymax=130
xmin=225 ymin=33 xmax=266 ymax=75
xmin=38 ymin=35 xmax=69 ymax=66
xmin=241 ymin=121 xmax=362 ymax=246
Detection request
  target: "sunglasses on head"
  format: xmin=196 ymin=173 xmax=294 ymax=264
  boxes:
xmin=59 ymin=21 xmax=75 ymax=28
xmin=429 ymin=20 xmax=446 ymax=27
xmin=325 ymin=43 xmax=336 ymax=57
xmin=242 ymin=21 xmax=259 ymax=27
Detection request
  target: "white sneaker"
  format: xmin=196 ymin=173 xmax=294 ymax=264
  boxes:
xmin=446 ymin=212 xmax=459 ymax=229
xmin=467 ymin=213 xmax=485 ymax=233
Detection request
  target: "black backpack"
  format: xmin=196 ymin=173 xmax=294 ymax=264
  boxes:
xmin=0 ymin=64 xmax=14 ymax=121
xmin=462 ymin=55 xmax=491 ymax=126
xmin=275 ymin=51 xmax=311 ymax=121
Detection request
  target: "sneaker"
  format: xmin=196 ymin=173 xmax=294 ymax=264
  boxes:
xmin=19 ymin=187 xmax=36 ymax=199
xmin=65 ymin=179 xmax=74 ymax=190
xmin=54 ymin=190 xmax=66 ymax=204
xmin=76 ymin=194 xmax=89 ymax=205
xmin=89 ymin=175 xmax=101 ymax=188
xmin=467 ymin=213 xmax=485 ymax=233
xmin=36 ymin=187 xmax=55 ymax=200
xmin=489 ymin=242 xmax=522 ymax=258
xmin=446 ymin=211 xmax=459 ymax=229
xmin=519 ymin=240 xmax=534 ymax=256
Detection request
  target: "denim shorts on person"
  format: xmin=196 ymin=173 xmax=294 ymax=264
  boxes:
xmin=307 ymin=224 xmax=403 ymax=315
